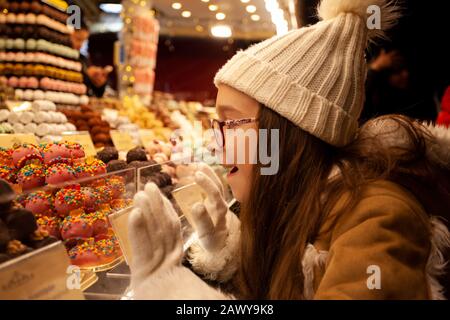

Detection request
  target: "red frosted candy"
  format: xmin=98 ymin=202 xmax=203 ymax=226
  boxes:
xmin=12 ymin=144 xmax=43 ymax=168
xmin=81 ymin=187 xmax=100 ymax=212
xmin=107 ymin=176 xmax=125 ymax=199
xmin=92 ymin=219 xmax=108 ymax=236
xmin=60 ymin=215 xmax=93 ymax=240
xmin=73 ymin=163 xmax=94 ymax=180
xmin=95 ymin=237 xmax=119 ymax=264
xmin=45 ymin=163 xmax=77 ymax=185
xmin=110 ymin=198 xmax=132 ymax=211
xmin=84 ymin=211 xmax=109 ymax=236
xmin=42 ymin=143 xmax=72 ymax=165
xmin=54 ymin=188 xmax=84 ymax=216
xmin=25 ymin=191 xmax=55 ymax=216
xmin=66 ymin=142 xmax=85 ymax=159
xmin=96 ymin=185 xmax=113 ymax=203
xmin=86 ymin=158 xmax=106 ymax=176
xmin=0 ymin=147 xmax=13 ymax=166
xmin=17 ymin=164 xmax=46 ymax=190
xmin=0 ymin=165 xmax=17 ymax=184
xmin=36 ymin=216 xmax=61 ymax=239
xmin=68 ymin=244 xmax=101 ymax=267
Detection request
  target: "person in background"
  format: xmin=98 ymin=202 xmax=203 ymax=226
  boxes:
xmin=360 ymin=49 xmax=437 ymax=123
xmin=70 ymin=20 xmax=112 ymax=98
xmin=437 ymin=86 xmax=450 ymax=127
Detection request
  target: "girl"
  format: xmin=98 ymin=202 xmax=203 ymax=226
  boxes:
xmin=128 ymin=0 xmax=450 ymax=299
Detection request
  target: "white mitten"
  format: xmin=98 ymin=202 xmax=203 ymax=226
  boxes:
xmin=129 ymin=183 xmax=183 ymax=286
xmin=128 ymin=182 xmax=231 ymax=300
xmin=187 ymin=163 xmax=241 ymax=283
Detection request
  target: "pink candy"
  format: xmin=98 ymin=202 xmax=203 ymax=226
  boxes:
xmin=8 ymin=77 xmax=18 ymax=88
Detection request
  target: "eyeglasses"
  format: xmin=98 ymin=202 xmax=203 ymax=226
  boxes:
xmin=210 ymin=118 xmax=257 ymax=148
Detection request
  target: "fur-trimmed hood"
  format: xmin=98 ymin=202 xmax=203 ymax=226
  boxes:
xmin=359 ymin=118 xmax=450 ymax=219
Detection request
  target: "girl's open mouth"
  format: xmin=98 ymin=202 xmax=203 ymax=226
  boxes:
xmin=227 ymin=166 xmax=239 ymax=176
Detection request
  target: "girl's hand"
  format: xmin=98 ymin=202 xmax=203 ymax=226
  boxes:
xmin=128 ymin=183 xmax=183 ymax=285
xmin=191 ymin=163 xmax=231 ymax=252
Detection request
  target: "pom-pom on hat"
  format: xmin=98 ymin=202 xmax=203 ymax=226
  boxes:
xmin=215 ymin=0 xmax=401 ymax=146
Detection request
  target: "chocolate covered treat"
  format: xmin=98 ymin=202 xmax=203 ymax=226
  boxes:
xmin=128 ymin=160 xmax=161 ymax=177
xmin=4 ymin=209 xmax=38 ymax=241
xmin=161 ymin=185 xmax=175 ymax=199
xmin=106 ymin=160 xmax=127 ymax=173
xmin=0 ymin=179 xmax=15 ymax=215
xmin=126 ymin=147 xmax=147 ymax=164
xmin=145 ymin=172 xmax=172 ymax=188
xmin=97 ymin=147 xmax=119 ymax=164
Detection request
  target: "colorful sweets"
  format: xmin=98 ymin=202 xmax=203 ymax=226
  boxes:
xmin=17 ymin=164 xmax=46 ymax=190
xmin=12 ymin=144 xmax=43 ymax=169
xmin=45 ymin=163 xmax=77 ymax=185
xmin=107 ymin=176 xmax=125 ymax=199
xmin=41 ymin=143 xmax=72 ymax=165
xmin=24 ymin=191 xmax=54 ymax=216
xmin=81 ymin=187 xmax=100 ymax=212
xmin=60 ymin=214 xmax=93 ymax=240
xmin=54 ymin=187 xmax=84 ymax=216
xmin=36 ymin=215 xmax=61 ymax=239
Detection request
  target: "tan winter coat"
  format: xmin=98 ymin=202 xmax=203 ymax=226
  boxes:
xmin=304 ymin=180 xmax=447 ymax=299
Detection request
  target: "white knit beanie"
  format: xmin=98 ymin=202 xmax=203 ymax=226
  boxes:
xmin=214 ymin=0 xmax=400 ymax=146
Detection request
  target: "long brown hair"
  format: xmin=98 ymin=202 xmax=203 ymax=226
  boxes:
xmin=236 ymin=106 xmax=450 ymax=300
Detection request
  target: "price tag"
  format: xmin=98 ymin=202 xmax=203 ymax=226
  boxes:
xmin=109 ymin=207 xmax=134 ymax=266
xmin=0 ymin=133 xmax=38 ymax=148
xmin=0 ymin=241 xmax=84 ymax=300
xmin=172 ymin=183 xmax=207 ymax=228
xmin=110 ymin=130 xmax=135 ymax=152
xmin=62 ymin=131 xmax=96 ymax=157
xmin=139 ymin=129 xmax=156 ymax=148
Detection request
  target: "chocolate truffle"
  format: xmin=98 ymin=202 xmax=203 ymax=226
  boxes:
xmin=159 ymin=172 xmax=173 ymax=186
xmin=97 ymin=147 xmax=119 ymax=164
xmin=145 ymin=172 xmax=171 ymax=188
xmin=106 ymin=160 xmax=127 ymax=173
xmin=5 ymin=209 xmax=38 ymax=241
xmin=126 ymin=147 xmax=147 ymax=164
xmin=128 ymin=160 xmax=161 ymax=177
xmin=161 ymin=185 xmax=175 ymax=198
